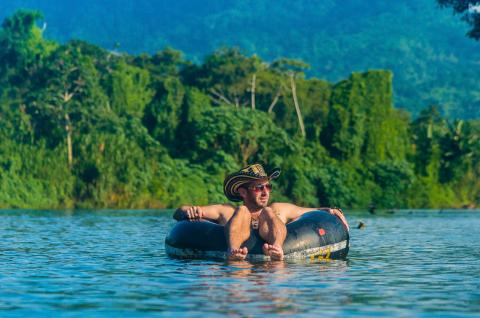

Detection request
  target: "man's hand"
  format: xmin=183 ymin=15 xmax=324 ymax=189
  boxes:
xmin=329 ymin=208 xmax=349 ymax=231
xmin=184 ymin=205 xmax=204 ymax=221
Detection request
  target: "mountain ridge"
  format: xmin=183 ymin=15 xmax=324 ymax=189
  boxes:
xmin=1 ymin=0 xmax=479 ymax=118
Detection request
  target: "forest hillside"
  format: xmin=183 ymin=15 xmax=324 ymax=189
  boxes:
xmin=1 ymin=11 xmax=478 ymax=209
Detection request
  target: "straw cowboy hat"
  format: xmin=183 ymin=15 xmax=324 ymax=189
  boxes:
xmin=223 ymin=163 xmax=281 ymax=202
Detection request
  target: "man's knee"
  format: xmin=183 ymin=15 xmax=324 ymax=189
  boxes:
xmin=226 ymin=205 xmax=251 ymax=225
xmin=225 ymin=205 xmax=251 ymax=236
xmin=258 ymin=207 xmax=286 ymax=243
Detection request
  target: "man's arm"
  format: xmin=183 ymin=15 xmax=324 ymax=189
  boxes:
xmin=270 ymin=202 xmax=349 ymax=230
xmin=173 ymin=204 xmax=235 ymax=224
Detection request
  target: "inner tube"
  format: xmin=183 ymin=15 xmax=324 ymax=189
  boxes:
xmin=165 ymin=210 xmax=349 ymax=261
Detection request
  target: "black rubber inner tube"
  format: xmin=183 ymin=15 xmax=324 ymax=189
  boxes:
xmin=165 ymin=210 xmax=349 ymax=260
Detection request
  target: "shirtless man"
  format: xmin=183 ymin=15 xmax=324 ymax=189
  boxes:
xmin=173 ymin=164 xmax=349 ymax=261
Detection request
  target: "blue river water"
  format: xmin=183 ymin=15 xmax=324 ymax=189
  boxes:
xmin=0 ymin=209 xmax=478 ymax=317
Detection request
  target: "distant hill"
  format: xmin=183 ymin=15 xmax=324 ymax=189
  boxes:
xmin=1 ymin=0 xmax=479 ymax=118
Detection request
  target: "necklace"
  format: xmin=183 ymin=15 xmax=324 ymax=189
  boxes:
xmin=250 ymin=211 xmax=261 ymax=220
xmin=251 ymin=212 xmax=260 ymax=229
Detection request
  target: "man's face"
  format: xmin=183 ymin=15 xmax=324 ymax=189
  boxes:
xmin=241 ymin=179 xmax=272 ymax=209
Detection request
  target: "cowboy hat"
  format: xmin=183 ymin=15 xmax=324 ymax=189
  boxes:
xmin=223 ymin=164 xmax=281 ymax=202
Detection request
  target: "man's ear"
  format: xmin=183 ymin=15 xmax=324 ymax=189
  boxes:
xmin=238 ymin=187 xmax=247 ymax=199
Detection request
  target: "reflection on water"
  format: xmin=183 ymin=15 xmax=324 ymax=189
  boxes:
xmin=167 ymin=258 xmax=350 ymax=316
xmin=0 ymin=209 xmax=478 ymax=317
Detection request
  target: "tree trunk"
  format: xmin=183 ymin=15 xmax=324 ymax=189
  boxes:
xmin=65 ymin=113 xmax=73 ymax=168
xmin=209 ymin=88 xmax=233 ymax=106
xmin=251 ymin=74 xmax=256 ymax=110
xmin=268 ymin=88 xmax=282 ymax=114
xmin=290 ymin=73 xmax=305 ymax=137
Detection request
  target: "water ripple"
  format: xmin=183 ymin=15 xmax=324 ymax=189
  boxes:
xmin=0 ymin=210 xmax=478 ymax=316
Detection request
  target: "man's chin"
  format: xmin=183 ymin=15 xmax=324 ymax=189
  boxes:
xmin=257 ymin=200 xmax=268 ymax=208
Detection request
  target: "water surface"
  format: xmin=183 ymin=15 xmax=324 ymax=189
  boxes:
xmin=0 ymin=209 xmax=478 ymax=317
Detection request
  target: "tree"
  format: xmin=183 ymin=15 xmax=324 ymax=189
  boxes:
xmin=72 ymin=119 xmax=163 ymax=207
xmin=143 ymin=76 xmax=185 ymax=149
xmin=370 ymin=161 xmax=415 ymax=208
xmin=0 ymin=10 xmax=57 ymax=144
xmin=188 ymin=48 xmax=262 ymax=108
xmin=109 ymin=59 xmax=154 ymax=118
xmin=28 ymin=41 xmax=109 ymax=168
xmin=410 ymin=106 xmax=447 ymax=178
xmin=320 ymin=73 xmax=367 ymax=161
xmin=438 ymin=0 xmax=480 ymax=40
xmin=320 ymin=70 xmax=409 ymax=165
xmin=270 ymin=58 xmax=310 ymax=137
xmin=135 ymin=47 xmax=189 ymax=81
xmin=0 ymin=10 xmax=55 ymax=81
xmin=186 ymin=106 xmax=295 ymax=168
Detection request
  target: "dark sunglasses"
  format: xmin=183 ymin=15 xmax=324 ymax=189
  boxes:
xmin=248 ymin=183 xmax=273 ymax=192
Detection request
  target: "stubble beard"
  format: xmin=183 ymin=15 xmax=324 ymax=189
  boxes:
xmin=244 ymin=195 xmax=269 ymax=211
xmin=255 ymin=194 xmax=269 ymax=209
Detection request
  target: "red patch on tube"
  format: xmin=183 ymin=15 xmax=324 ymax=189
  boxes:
xmin=318 ymin=228 xmax=326 ymax=236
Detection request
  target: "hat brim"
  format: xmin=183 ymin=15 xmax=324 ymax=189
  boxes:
xmin=223 ymin=168 xmax=280 ymax=202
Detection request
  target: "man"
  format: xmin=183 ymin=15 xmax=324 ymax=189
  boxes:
xmin=173 ymin=164 xmax=349 ymax=261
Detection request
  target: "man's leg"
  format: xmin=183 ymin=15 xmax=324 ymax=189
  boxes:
xmin=224 ymin=205 xmax=251 ymax=260
xmin=258 ymin=207 xmax=287 ymax=261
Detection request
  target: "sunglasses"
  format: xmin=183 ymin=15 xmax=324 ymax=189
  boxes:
xmin=248 ymin=183 xmax=273 ymax=192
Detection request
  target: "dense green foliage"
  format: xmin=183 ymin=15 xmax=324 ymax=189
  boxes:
xmin=438 ymin=0 xmax=480 ymax=39
xmin=0 ymin=11 xmax=478 ymax=209
xmin=1 ymin=0 xmax=480 ymax=119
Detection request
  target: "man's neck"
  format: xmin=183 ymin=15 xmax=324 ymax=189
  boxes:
xmin=243 ymin=202 xmax=265 ymax=214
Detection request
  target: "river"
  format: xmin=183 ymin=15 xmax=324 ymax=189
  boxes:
xmin=0 ymin=209 xmax=478 ymax=317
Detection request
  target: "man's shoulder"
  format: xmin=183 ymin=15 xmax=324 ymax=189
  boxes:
xmin=270 ymin=202 xmax=296 ymax=207
xmin=269 ymin=202 xmax=317 ymax=214
xmin=205 ymin=203 xmax=235 ymax=208
xmin=269 ymin=202 xmax=298 ymax=212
